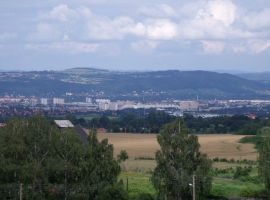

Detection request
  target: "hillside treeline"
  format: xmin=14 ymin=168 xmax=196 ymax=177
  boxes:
xmin=60 ymin=112 xmax=270 ymax=135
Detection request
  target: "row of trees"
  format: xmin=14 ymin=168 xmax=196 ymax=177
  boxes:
xmin=63 ymin=111 xmax=270 ymax=135
xmin=65 ymin=111 xmax=177 ymax=134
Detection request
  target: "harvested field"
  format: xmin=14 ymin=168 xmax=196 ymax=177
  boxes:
xmin=97 ymin=133 xmax=258 ymax=161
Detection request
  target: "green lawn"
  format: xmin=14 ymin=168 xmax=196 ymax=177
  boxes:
xmin=119 ymin=172 xmax=157 ymax=197
xmin=119 ymin=161 xmax=266 ymax=199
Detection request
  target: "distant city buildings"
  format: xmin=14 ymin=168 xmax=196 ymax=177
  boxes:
xmin=30 ymin=99 xmax=37 ymax=106
xmin=97 ymin=100 xmax=198 ymax=111
xmin=2 ymin=95 xmax=270 ymax=118
xmin=86 ymin=97 xmax=92 ymax=103
xmin=53 ymin=98 xmax=65 ymax=104
xmin=40 ymin=98 xmax=48 ymax=105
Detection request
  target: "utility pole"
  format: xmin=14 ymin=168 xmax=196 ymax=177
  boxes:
xmin=193 ymin=175 xmax=195 ymax=200
xmin=19 ymin=183 xmax=23 ymax=200
xmin=126 ymin=178 xmax=129 ymax=191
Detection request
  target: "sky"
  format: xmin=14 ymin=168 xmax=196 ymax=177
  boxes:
xmin=0 ymin=0 xmax=270 ymax=72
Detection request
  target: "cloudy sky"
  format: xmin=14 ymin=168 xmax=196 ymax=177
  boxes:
xmin=1 ymin=0 xmax=270 ymax=72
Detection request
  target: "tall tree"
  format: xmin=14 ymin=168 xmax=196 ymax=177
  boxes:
xmin=151 ymin=118 xmax=212 ymax=200
xmin=78 ymin=128 xmax=122 ymax=199
xmin=258 ymin=133 xmax=270 ymax=198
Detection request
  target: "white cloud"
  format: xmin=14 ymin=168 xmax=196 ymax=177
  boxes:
xmin=131 ymin=40 xmax=160 ymax=52
xmin=76 ymin=6 xmax=92 ymax=19
xmin=138 ymin=4 xmax=178 ymax=18
xmin=33 ymin=2 xmax=270 ymax=42
xmin=145 ymin=19 xmax=178 ymax=40
xmin=232 ymin=39 xmax=270 ymax=54
xmin=177 ymin=0 xmax=240 ymax=40
xmin=197 ymin=0 xmax=237 ymax=27
xmin=247 ymin=39 xmax=270 ymax=53
xmin=85 ymin=16 xmax=145 ymax=40
xmin=40 ymin=4 xmax=78 ymax=22
xmin=242 ymin=8 xmax=270 ymax=30
xmin=18 ymin=2 xmax=270 ymax=57
xmin=200 ymin=40 xmax=225 ymax=54
xmin=25 ymin=41 xmax=100 ymax=54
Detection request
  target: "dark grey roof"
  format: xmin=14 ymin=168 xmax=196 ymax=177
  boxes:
xmin=74 ymin=124 xmax=88 ymax=145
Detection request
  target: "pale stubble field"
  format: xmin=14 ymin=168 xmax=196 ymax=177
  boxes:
xmin=97 ymin=133 xmax=258 ymax=161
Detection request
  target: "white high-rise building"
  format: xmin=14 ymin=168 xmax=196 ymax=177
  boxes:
xmin=86 ymin=97 xmax=92 ymax=103
xmin=53 ymin=98 xmax=65 ymax=104
xmin=40 ymin=98 xmax=48 ymax=105
xmin=30 ymin=99 xmax=37 ymax=106
xmin=109 ymin=102 xmax=118 ymax=111
xmin=99 ymin=103 xmax=109 ymax=110
xmin=96 ymin=99 xmax=110 ymax=103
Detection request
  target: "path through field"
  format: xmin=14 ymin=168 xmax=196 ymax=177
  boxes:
xmin=97 ymin=133 xmax=258 ymax=161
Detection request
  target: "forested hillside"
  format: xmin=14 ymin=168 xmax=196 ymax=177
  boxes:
xmin=0 ymin=68 xmax=269 ymax=100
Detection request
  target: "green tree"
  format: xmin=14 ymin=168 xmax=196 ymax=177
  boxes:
xmin=79 ymin=128 xmax=122 ymax=199
xmin=151 ymin=118 xmax=212 ymax=200
xmin=0 ymin=115 xmax=125 ymax=199
xmin=258 ymin=134 xmax=270 ymax=198
xmin=117 ymin=150 xmax=129 ymax=162
xmin=113 ymin=125 xmax=120 ymax=133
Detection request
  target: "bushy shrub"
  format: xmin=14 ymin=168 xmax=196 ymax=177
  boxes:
xmin=95 ymin=185 xmax=129 ymax=200
xmin=209 ymin=188 xmax=226 ymax=198
xmin=239 ymin=176 xmax=262 ymax=184
xmin=133 ymin=192 xmax=155 ymax=200
xmin=213 ymin=157 xmax=219 ymax=162
xmin=220 ymin=158 xmax=228 ymax=162
xmin=239 ymin=187 xmax=256 ymax=197
xmin=233 ymin=166 xmax=251 ymax=179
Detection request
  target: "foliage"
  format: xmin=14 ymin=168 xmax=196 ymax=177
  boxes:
xmin=258 ymin=134 xmax=270 ymax=198
xmin=118 ymin=150 xmax=129 ymax=162
xmin=239 ymin=135 xmax=263 ymax=149
xmin=49 ymin=111 xmax=270 ymax=135
xmin=212 ymin=157 xmax=219 ymax=162
xmin=0 ymin=115 xmax=124 ymax=199
xmin=233 ymin=167 xmax=251 ymax=179
xmin=239 ymin=176 xmax=262 ymax=184
xmin=238 ymin=187 xmax=257 ymax=197
xmin=151 ymin=118 xmax=212 ymax=199
xmin=209 ymin=188 xmax=227 ymax=199
xmin=131 ymin=192 xmax=155 ymax=200
xmin=0 ymin=70 xmax=269 ymax=100
xmin=95 ymin=185 xmax=129 ymax=200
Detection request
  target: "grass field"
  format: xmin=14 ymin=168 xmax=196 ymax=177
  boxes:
xmin=97 ymin=133 xmax=258 ymax=161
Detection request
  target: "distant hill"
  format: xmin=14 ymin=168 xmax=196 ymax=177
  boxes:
xmin=236 ymin=72 xmax=270 ymax=84
xmin=211 ymin=70 xmax=248 ymax=74
xmin=0 ymin=68 xmax=269 ymax=100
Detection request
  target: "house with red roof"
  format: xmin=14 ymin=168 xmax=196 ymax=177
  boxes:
xmin=248 ymin=113 xmax=257 ymax=119
xmin=97 ymin=128 xmax=108 ymax=133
